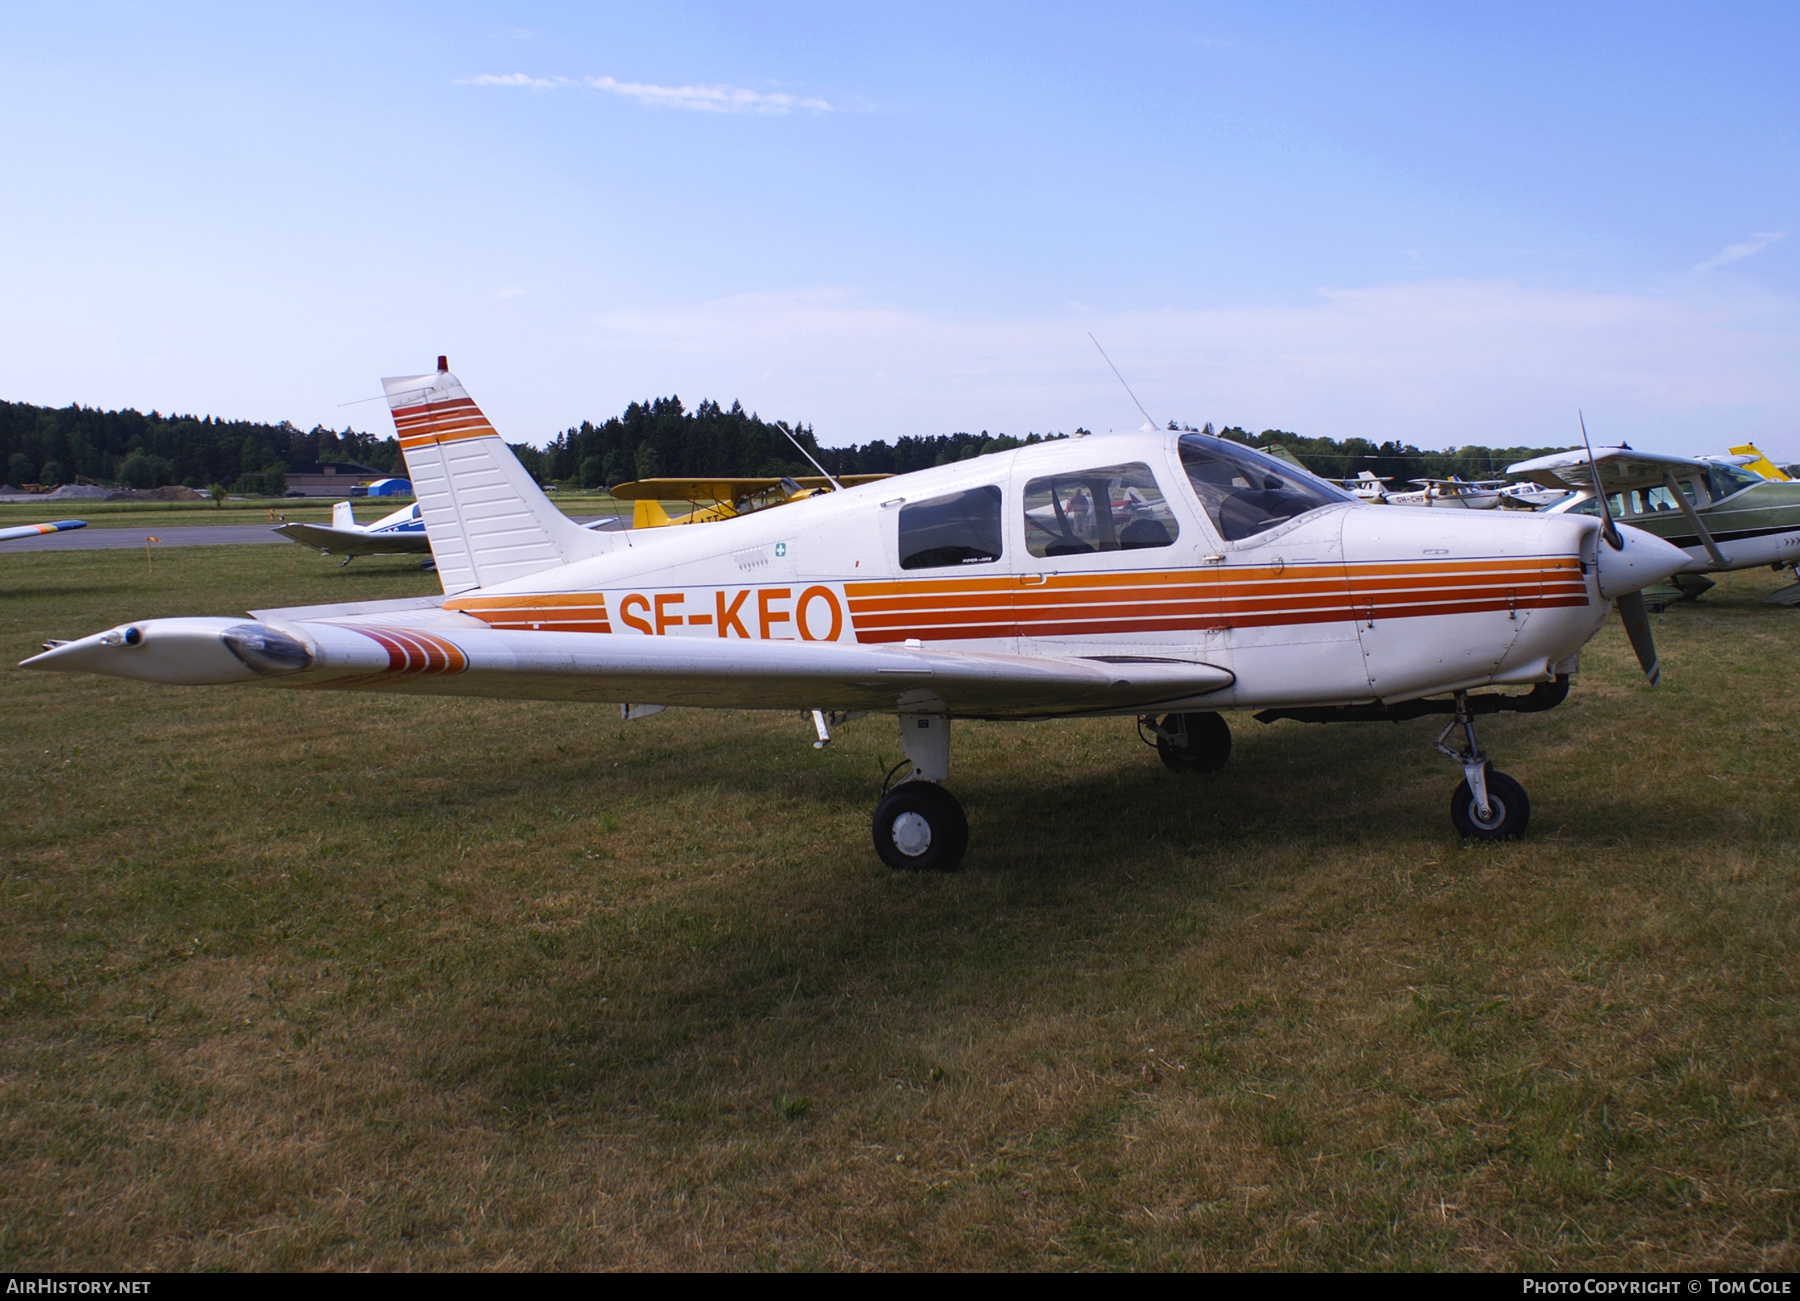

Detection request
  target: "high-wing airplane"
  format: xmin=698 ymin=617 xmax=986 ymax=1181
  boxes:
xmin=610 ymin=475 xmax=894 ymax=529
xmin=1730 ymin=443 xmax=1792 ymax=482
xmin=25 ymin=360 xmax=1692 ymax=869
xmin=274 ymin=499 xmax=432 ymax=562
xmin=1508 ymin=445 xmax=1800 ymax=577
xmin=1 ymin=518 xmax=86 ymax=542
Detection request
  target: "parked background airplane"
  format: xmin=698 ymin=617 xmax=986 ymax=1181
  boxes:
xmin=273 ymin=499 xmax=432 ymax=563
xmin=1508 ymin=444 xmax=1800 ymax=604
xmin=26 ymin=360 xmax=1692 ymax=870
xmin=1 ymin=518 xmax=86 ymax=542
xmin=609 ymin=475 xmax=892 ymax=529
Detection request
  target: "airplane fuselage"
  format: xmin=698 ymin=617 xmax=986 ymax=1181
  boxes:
xmin=439 ymin=432 xmax=1615 ymax=714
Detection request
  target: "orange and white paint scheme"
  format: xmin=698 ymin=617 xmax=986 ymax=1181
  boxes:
xmin=25 ymin=359 xmax=1691 ymax=869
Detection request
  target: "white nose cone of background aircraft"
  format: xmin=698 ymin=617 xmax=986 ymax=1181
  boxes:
xmin=24 ymin=359 xmax=1690 ymax=869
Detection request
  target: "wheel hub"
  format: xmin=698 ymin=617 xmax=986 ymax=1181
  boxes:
xmin=1469 ymin=795 xmax=1507 ymax=831
xmin=890 ymin=810 xmax=933 ymax=857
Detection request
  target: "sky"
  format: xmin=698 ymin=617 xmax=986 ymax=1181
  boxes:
xmin=0 ymin=1 xmax=1795 ymax=457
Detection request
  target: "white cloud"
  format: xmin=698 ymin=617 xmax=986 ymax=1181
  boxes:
xmin=584 ymin=76 xmax=831 ymax=114
xmin=457 ymin=71 xmax=832 ymax=113
xmin=1694 ymin=230 xmax=1786 ymax=273
xmin=458 ymin=72 xmax=564 ymax=90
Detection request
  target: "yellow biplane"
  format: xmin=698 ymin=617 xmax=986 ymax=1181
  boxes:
xmin=609 ymin=475 xmax=893 ymax=528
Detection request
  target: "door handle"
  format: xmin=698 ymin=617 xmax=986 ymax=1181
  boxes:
xmin=1018 ymin=574 xmax=1049 ymax=586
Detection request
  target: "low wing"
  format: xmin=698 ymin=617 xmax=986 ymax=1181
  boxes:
xmin=22 ymin=605 xmax=1233 ymax=720
xmin=0 ymin=519 xmax=86 ymax=542
xmin=273 ymin=523 xmax=432 ymax=555
xmin=609 ymin=475 xmax=892 ymax=502
xmin=1507 ymin=446 xmax=1703 ymax=493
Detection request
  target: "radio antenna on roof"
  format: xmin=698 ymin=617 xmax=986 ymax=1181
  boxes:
xmin=781 ymin=424 xmax=844 ymax=492
xmin=1089 ymin=333 xmax=1162 ymax=432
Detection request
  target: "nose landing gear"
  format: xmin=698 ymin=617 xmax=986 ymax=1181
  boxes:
xmin=1437 ymin=691 xmax=1530 ymax=840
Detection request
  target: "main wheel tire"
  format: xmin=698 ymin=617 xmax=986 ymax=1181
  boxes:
xmin=873 ymin=781 xmax=969 ymax=872
xmin=1450 ymin=767 xmax=1530 ymax=840
xmin=1155 ymin=711 xmax=1232 ymax=774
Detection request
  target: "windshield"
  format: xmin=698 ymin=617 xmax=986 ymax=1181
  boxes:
xmin=1178 ymin=435 xmax=1351 ymax=541
xmin=1705 ymin=462 xmax=1760 ymax=504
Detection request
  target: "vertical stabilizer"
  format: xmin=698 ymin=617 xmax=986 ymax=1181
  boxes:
xmin=332 ymin=501 xmax=356 ymax=530
xmin=381 ymin=360 xmax=611 ymax=594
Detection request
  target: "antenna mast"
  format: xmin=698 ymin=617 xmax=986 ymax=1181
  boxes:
xmin=781 ymin=425 xmax=844 ymax=491
xmin=1089 ymin=333 xmax=1162 ymax=432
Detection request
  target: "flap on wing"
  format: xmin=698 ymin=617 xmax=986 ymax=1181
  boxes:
xmin=279 ymin=615 xmax=1234 ymax=716
xmin=249 ymin=594 xmax=451 ymax=621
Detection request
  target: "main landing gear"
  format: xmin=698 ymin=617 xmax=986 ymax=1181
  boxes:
xmin=1437 ymin=691 xmax=1530 ymax=841
xmin=873 ymin=714 xmax=969 ymax=872
xmin=1138 ymin=711 xmax=1232 ymax=774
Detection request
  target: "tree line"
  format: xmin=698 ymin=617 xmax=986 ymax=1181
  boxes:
xmin=522 ymin=396 xmax=1066 ymax=487
xmin=2 ymin=392 xmax=1570 ymax=497
xmin=1211 ymin=425 xmax=1568 ymax=487
xmin=0 ymin=399 xmax=403 ymax=495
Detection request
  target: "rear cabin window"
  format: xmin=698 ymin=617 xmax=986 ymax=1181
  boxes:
xmin=1178 ymin=435 xmax=1350 ymax=541
xmin=1022 ymin=462 xmax=1180 ymax=557
xmin=898 ymin=485 xmax=1005 ymax=570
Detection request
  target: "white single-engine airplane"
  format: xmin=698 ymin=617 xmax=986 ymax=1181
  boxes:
xmin=275 ymin=499 xmax=432 ymax=562
xmin=25 ymin=361 xmax=1692 ymax=870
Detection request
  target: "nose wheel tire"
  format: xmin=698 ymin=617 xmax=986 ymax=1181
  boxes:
xmin=1450 ymin=767 xmax=1530 ymax=840
xmin=1155 ymin=712 xmax=1232 ymax=774
xmin=873 ymin=781 xmax=969 ymax=872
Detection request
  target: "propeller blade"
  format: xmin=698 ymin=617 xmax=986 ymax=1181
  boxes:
xmin=1616 ymin=589 xmax=1660 ymax=687
xmin=1579 ymin=410 xmax=1623 ymax=551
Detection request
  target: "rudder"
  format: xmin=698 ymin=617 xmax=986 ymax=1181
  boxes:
xmin=382 ymin=358 xmax=612 ymax=594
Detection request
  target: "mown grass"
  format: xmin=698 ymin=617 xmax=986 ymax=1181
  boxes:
xmin=1 ymin=547 xmax=1795 ymax=1270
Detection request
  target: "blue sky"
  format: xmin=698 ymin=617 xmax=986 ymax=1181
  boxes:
xmin=1 ymin=2 xmax=1795 ymax=456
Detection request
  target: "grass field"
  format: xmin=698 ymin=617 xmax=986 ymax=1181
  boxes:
xmin=2 ymin=545 xmax=1796 ymax=1270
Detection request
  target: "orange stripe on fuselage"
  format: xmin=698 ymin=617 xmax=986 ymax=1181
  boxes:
xmin=446 ymin=591 xmax=614 ymax=635
xmin=426 ymin=556 xmax=1589 ymax=647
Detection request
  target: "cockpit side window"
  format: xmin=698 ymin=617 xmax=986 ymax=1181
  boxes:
xmin=1021 ymin=462 xmax=1179 ymax=558
xmin=1177 ymin=435 xmax=1350 ymax=542
xmin=898 ymin=485 xmax=1004 ymax=570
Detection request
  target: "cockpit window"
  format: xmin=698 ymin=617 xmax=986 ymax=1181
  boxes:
xmin=1705 ymin=461 xmax=1760 ymax=504
xmin=898 ymin=485 xmax=1004 ymax=570
xmin=1022 ymin=462 xmax=1179 ymax=557
xmin=1178 ymin=435 xmax=1350 ymax=541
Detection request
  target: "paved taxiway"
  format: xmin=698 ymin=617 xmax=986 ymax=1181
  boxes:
xmin=4 ymin=520 xmax=620 ymax=552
